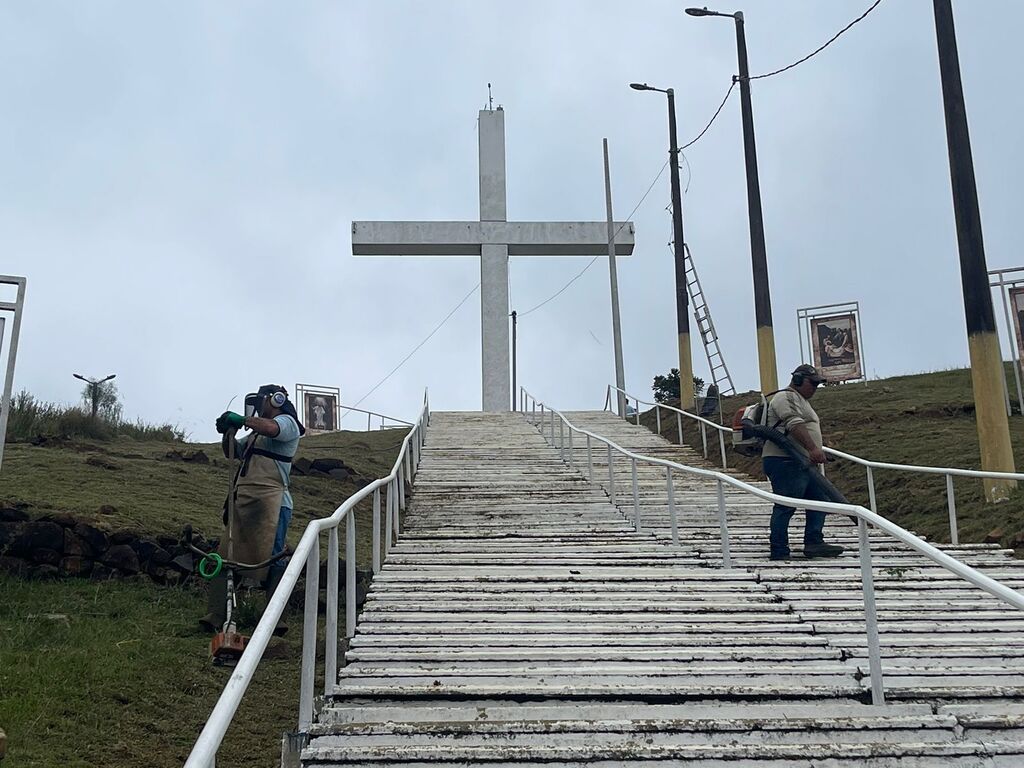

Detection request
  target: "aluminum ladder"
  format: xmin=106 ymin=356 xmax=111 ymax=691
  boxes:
xmin=682 ymin=243 xmax=735 ymax=398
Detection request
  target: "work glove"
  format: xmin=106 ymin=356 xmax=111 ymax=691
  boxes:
xmin=215 ymin=411 xmax=245 ymax=434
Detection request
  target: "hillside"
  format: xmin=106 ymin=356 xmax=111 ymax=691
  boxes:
xmin=642 ymin=365 xmax=1024 ymax=553
xmin=0 ymin=427 xmax=407 ymax=768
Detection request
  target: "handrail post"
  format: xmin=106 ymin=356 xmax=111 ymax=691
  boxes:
xmin=372 ymin=487 xmax=382 ymax=573
xmin=656 ymin=404 xmax=661 ymax=435
xmin=568 ymin=425 xmax=575 ymax=468
xmin=607 ymin=443 xmax=617 ymax=505
xmin=700 ymin=422 xmax=708 ymax=459
xmin=866 ymin=466 xmax=877 ymax=513
xmin=384 ymin=482 xmax=393 ymax=556
xmin=324 ymin=526 xmax=339 ymax=695
xmin=631 ymin=457 xmax=641 ymax=532
xmin=666 ymin=467 xmax=679 ymax=546
xmin=346 ymin=507 xmax=356 ymax=639
xmin=540 ymin=403 xmax=545 ymax=431
xmin=398 ymin=466 xmax=406 ymax=512
xmin=716 ymin=479 xmax=732 ymax=569
xmin=677 ymin=412 xmax=683 ymax=445
xmin=393 ymin=478 xmax=401 ymax=536
xmin=635 ymin=399 xmax=640 ymax=426
xmin=604 ymin=385 xmax=611 ymax=412
xmin=550 ymin=408 xmax=555 ymax=443
xmin=586 ymin=434 xmax=593 ymax=480
xmin=559 ymin=419 xmax=566 ymax=461
xmin=946 ymin=474 xmax=959 ymax=546
xmin=298 ymin=540 xmax=320 ymax=730
xmin=858 ymin=517 xmax=886 ymax=705
xmin=718 ymin=431 xmax=728 ymax=470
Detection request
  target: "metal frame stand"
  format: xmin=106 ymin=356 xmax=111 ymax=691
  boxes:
xmin=294 ymin=383 xmax=342 ymax=431
xmin=0 ymin=276 xmax=27 ymax=472
xmin=988 ymin=266 xmax=1024 ymax=416
xmin=796 ymin=300 xmax=866 ymax=384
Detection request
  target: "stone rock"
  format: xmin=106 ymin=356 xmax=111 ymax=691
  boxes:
xmin=0 ymin=521 xmax=22 ymax=548
xmin=0 ymin=556 xmax=27 ymax=576
xmin=311 ymin=458 xmax=351 ymax=474
xmin=171 ymin=553 xmax=194 ymax=573
xmin=110 ymin=530 xmax=136 ymax=545
xmin=30 ymin=564 xmax=60 ymax=580
xmin=164 ymin=449 xmax=209 ymax=464
xmin=9 ymin=521 xmax=64 ymax=557
xmin=60 ymin=556 xmax=93 ymax=577
xmin=86 ymin=455 xmax=120 ymax=471
xmin=39 ymin=512 xmax=77 ymax=528
xmin=32 ymin=548 xmax=61 ymax=567
xmin=292 ymin=457 xmax=313 ymax=476
xmin=102 ymin=544 xmax=140 ymax=574
xmin=73 ymin=523 xmax=109 ymax=554
xmin=1011 ymin=531 xmax=1024 ymax=549
xmin=147 ymin=562 xmax=180 ymax=585
xmin=63 ymin=529 xmax=94 ymax=558
xmin=91 ymin=563 xmax=115 ymax=580
xmin=327 ymin=468 xmax=353 ymax=481
xmin=156 ymin=534 xmax=179 ymax=550
xmin=98 ymin=504 xmax=118 ymax=516
xmin=986 ymin=528 xmax=1005 ymax=545
xmin=134 ymin=538 xmax=164 ymax=563
xmin=0 ymin=506 xmax=29 ymax=523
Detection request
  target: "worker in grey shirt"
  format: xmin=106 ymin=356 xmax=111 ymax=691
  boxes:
xmin=762 ymin=364 xmax=844 ymax=561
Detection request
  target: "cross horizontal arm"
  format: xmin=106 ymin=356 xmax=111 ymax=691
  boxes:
xmin=352 ymin=221 xmax=635 ymax=257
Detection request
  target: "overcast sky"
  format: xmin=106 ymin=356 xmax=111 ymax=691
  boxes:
xmin=2 ymin=0 xmax=1022 ymax=440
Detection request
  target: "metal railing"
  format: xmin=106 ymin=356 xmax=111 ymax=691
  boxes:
xmin=338 ymin=404 xmax=413 ymax=431
xmin=604 ymin=384 xmax=1024 ymax=546
xmin=184 ymin=391 xmax=430 ymax=768
xmin=522 ymin=386 xmax=1024 ymax=707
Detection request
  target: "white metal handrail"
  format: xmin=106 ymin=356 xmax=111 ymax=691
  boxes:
xmin=338 ymin=403 xmax=414 ymax=431
xmin=523 ymin=386 xmax=1024 ymax=707
xmin=184 ymin=390 xmax=430 ymax=768
xmin=605 ymin=383 xmax=1024 ymax=545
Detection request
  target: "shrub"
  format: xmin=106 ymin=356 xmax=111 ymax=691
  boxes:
xmin=6 ymin=391 xmax=186 ymax=443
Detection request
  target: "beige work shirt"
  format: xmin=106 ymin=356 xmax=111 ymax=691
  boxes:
xmin=761 ymin=387 xmax=822 ymax=459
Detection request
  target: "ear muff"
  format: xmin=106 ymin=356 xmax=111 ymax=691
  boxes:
xmin=793 ymin=373 xmax=805 ymax=387
xmin=269 ymin=391 xmax=287 ymax=409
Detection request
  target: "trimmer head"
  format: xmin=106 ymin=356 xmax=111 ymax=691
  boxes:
xmin=211 ymin=626 xmax=249 ymax=666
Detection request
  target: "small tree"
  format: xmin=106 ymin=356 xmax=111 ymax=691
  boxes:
xmin=81 ymin=380 xmax=122 ymax=422
xmin=652 ymin=368 xmax=705 ymax=404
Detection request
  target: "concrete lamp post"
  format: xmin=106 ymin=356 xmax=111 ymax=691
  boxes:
xmin=684 ymin=5 xmax=779 ymax=394
xmin=629 ymin=82 xmax=696 ymax=410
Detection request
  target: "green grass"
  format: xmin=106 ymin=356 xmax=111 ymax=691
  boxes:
xmin=0 ymin=576 xmax=315 ymax=768
xmin=0 ymin=428 xmax=408 ymax=767
xmin=642 ymin=365 xmax=1024 ymax=551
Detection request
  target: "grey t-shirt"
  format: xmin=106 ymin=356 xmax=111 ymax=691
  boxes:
xmin=761 ymin=388 xmax=822 ymax=459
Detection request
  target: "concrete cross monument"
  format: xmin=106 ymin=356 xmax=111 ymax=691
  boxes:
xmin=353 ymin=108 xmax=636 ymax=412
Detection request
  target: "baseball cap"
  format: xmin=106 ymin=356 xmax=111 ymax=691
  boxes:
xmin=792 ymin=364 xmax=826 ymax=384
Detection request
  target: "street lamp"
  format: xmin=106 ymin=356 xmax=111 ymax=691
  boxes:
xmin=684 ymin=6 xmax=779 ymax=393
xmin=73 ymin=373 xmax=116 ymax=418
xmin=629 ymin=82 xmax=696 ymax=410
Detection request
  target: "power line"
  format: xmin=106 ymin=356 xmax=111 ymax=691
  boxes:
xmin=518 ymin=158 xmax=670 ymax=318
xmin=680 ymin=80 xmax=737 ymax=150
xmin=745 ymin=0 xmax=884 ymax=81
xmin=343 ymin=281 xmax=480 ymax=413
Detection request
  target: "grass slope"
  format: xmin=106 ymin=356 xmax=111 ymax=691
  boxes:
xmin=643 ymin=366 xmax=1024 ymax=551
xmin=0 ymin=428 xmax=406 ymax=767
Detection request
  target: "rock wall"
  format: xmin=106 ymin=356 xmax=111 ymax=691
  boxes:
xmin=0 ymin=506 xmax=212 ymax=584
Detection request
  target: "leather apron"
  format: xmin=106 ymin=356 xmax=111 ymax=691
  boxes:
xmin=220 ymin=440 xmax=286 ymax=584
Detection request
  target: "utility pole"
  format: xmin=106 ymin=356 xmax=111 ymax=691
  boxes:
xmin=603 ymin=139 xmax=628 ymax=418
xmin=734 ymin=12 xmax=778 ymax=392
xmin=510 ymin=311 xmax=517 ymax=412
xmin=933 ymin=0 xmax=1016 ymax=502
xmin=666 ymin=89 xmax=696 ymax=410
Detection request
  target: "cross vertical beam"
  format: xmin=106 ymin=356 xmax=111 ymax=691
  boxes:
xmin=479 ymin=109 xmax=510 ymax=411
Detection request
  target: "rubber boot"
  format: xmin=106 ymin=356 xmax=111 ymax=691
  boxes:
xmin=198 ymin=573 xmax=227 ymax=633
xmin=265 ymin=566 xmax=289 ymax=637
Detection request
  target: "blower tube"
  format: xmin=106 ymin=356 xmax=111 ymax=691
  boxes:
xmin=742 ymin=420 xmax=851 ymax=505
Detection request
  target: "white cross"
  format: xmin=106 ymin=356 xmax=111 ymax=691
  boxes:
xmin=352 ymin=108 xmax=635 ymax=412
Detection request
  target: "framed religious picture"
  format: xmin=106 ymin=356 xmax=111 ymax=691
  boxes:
xmin=304 ymin=391 xmax=338 ymax=432
xmin=810 ymin=313 xmax=862 ymax=382
xmin=1010 ymin=287 xmax=1024 ymax=362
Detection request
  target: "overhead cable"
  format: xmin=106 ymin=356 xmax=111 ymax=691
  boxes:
xmin=680 ymin=80 xmax=737 ymax=150
xmin=744 ymin=0 xmax=885 ymax=81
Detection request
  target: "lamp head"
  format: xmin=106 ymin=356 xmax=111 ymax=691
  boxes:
xmin=629 ymin=82 xmax=653 ymax=91
xmin=685 ymin=7 xmax=714 ymax=16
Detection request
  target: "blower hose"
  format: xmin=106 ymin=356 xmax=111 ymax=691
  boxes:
xmin=742 ymin=420 xmax=852 ymax=506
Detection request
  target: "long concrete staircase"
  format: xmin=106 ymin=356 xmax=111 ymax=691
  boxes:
xmin=301 ymin=410 xmax=1024 ymax=766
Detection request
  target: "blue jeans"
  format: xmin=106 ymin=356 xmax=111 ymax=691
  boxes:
xmin=763 ymin=457 xmax=827 ymax=557
xmin=269 ymin=506 xmax=292 ymax=576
